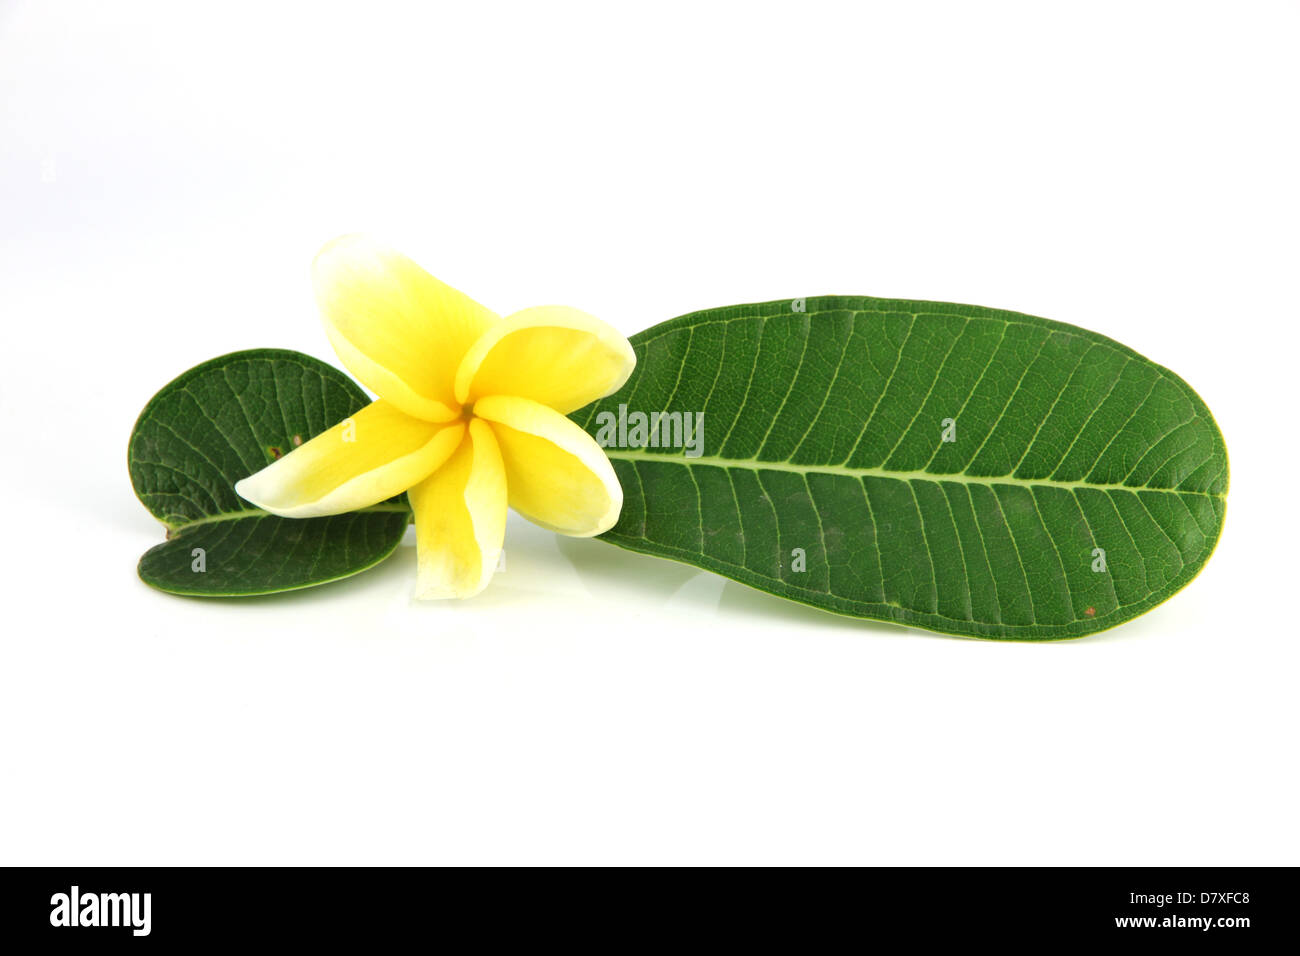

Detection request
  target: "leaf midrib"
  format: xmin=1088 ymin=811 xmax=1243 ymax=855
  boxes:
xmin=162 ymin=502 xmax=411 ymax=533
xmin=602 ymin=449 xmax=1224 ymax=498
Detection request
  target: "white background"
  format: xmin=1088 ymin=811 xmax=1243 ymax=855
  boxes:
xmin=2 ymin=1 xmax=1296 ymax=865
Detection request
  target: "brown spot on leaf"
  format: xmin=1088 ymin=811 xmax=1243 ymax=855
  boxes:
xmin=268 ymin=446 xmax=282 ymax=460
xmin=1085 ymin=606 xmax=1096 ymax=617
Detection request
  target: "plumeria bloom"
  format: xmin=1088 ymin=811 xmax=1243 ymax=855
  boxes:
xmin=235 ymin=235 xmax=635 ymax=598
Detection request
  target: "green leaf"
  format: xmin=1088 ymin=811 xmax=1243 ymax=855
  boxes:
xmin=576 ymin=297 xmax=1228 ymax=639
xmin=128 ymin=349 xmax=409 ymax=596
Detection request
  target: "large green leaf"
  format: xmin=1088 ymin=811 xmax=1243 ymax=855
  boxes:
xmin=128 ymin=349 xmax=409 ymax=596
xmin=575 ymin=297 xmax=1228 ymax=639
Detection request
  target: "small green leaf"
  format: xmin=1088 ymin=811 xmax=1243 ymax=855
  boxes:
xmin=576 ymin=297 xmax=1228 ymax=639
xmin=128 ymin=349 xmax=408 ymax=596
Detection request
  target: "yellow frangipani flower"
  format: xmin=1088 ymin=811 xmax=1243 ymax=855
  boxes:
xmin=234 ymin=235 xmax=635 ymax=598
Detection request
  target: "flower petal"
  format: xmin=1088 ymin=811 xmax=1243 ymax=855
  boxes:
xmin=313 ymin=234 xmax=498 ymax=421
xmin=454 ymin=306 xmax=636 ymax=414
xmin=235 ymin=400 xmax=465 ymax=517
xmin=473 ymin=395 xmax=622 ymax=536
xmin=408 ymin=419 xmax=507 ymax=599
